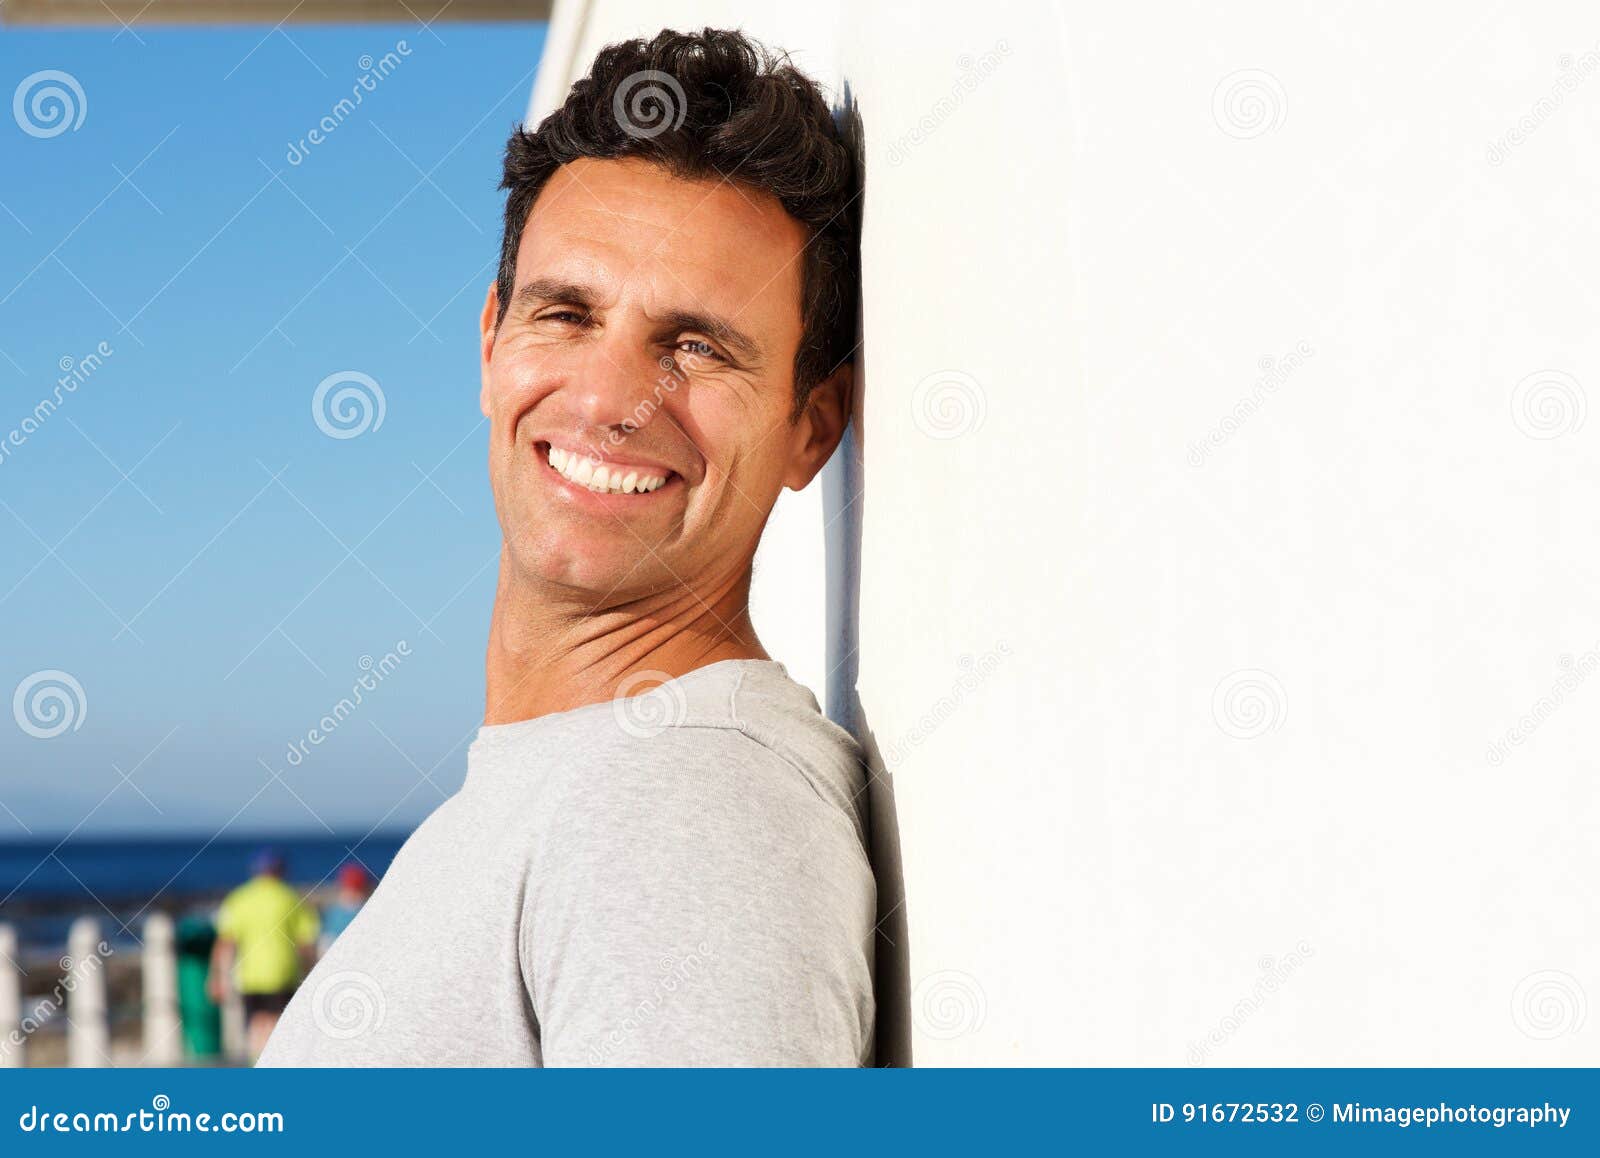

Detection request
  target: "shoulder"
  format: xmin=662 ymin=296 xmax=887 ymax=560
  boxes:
xmin=495 ymin=663 xmax=877 ymax=1064
xmin=523 ymin=661 xmax=876 ymax=910
xmin=553 ymin=659 xmax=870 ymax=863
xmin=222 ymin=878 xmax=262 ymax=910
xmin=466 ymin=658 xmax=877 ymax=922
xmin=683 ymin=660 xmax=868 ymax=836
xmin=540 ymin=727 xmax=868 ymax=886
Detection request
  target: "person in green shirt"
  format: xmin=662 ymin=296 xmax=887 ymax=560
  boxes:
xmin=208 ymin=847 xmax=319 ymax=1061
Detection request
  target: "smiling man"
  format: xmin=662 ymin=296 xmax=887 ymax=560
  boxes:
xmin=259 ymin=29 xmax=873 ymax=1067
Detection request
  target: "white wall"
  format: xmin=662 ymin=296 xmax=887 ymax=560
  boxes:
xmin=533 ymin=0 xmax=1600 ymax=1066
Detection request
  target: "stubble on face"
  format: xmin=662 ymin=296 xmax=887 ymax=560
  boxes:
xmin=480 ymin=157 xmax=811 ymax=615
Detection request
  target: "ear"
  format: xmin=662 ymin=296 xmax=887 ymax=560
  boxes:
xmin=478 ymin=282 xmax=499 ymax=418
xmin=781 ymin=363 xmax=853 ymax=492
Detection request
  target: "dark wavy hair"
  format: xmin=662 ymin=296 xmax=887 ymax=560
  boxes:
xmin=496 ymin=28 xmax=860 ymax=417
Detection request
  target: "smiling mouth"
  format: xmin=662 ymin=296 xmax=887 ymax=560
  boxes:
xmin=539 ymin=442 xmax=676 ymax=495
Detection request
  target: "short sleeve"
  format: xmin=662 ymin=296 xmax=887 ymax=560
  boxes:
xmin=215 ymin=894 xmax=239 ymax=941
xmin=521 ymin=728 xmax=875 ymax=1066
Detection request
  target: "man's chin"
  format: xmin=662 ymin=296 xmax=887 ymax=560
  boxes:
xmin=507 ymin=534 xmax=667 ymax=603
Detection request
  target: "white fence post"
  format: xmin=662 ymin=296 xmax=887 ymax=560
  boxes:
xmin=142 ymin=913 xmax=182 ymax=1065
xmin=0 ymin=924 xmax=22 ymax=1067
xmin=66 ymin=917 xmax=110 ymax=1068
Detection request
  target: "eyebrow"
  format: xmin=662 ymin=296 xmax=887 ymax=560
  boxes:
xmin=512 ymin=278 xmax=763 ymax=364
xmin=655 ymin=308 xmax=763 ymax=365
xmin=513 ymin=277 xmax=597 ymax=312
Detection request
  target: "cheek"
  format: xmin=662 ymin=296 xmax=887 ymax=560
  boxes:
xmin=694 ymin=405 xmax=788 ymax=506
xmin=487 ymin=346 xmax=557 ymax=435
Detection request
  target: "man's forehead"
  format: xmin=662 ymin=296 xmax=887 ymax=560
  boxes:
xmin=517 ymin=158 xmax=807 ymax=300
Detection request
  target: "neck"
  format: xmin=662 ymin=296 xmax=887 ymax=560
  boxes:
xmin=483 ymin=548 xmax=769 ymax=725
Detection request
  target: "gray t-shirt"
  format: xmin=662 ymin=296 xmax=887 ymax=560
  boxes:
xmin=258 ymin=658 xmax=876 ymax=1067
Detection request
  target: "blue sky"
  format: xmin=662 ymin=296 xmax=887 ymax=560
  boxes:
xmin=0 ymin=19 xmax=548 ymax=836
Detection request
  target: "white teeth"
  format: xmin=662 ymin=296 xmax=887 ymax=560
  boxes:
xmin=546 ymin=446 xmax=670 ymax=494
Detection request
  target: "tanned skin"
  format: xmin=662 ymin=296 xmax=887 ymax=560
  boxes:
xmin=477 ymin=157 xmax=851 ymax=725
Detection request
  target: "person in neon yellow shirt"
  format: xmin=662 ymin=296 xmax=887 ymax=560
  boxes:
xmin=208 ymin=848 xmax=320 ymax=1061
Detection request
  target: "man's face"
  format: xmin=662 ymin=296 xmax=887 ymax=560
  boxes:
xmin=480 ymin=157 xmax=839 ymax=603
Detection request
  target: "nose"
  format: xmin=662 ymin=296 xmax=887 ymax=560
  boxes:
xmin=570 ymin=330 xmax=670 ymax=435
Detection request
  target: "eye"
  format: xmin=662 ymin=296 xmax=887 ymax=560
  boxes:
xmin=538 ymin=308 xmax=589 ymax=326
xmin=676 ymin=338 xmax=725 ymax=363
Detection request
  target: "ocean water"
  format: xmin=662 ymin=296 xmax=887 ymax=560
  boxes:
xmin=0 ymin=832 xmax=411 ymax=950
